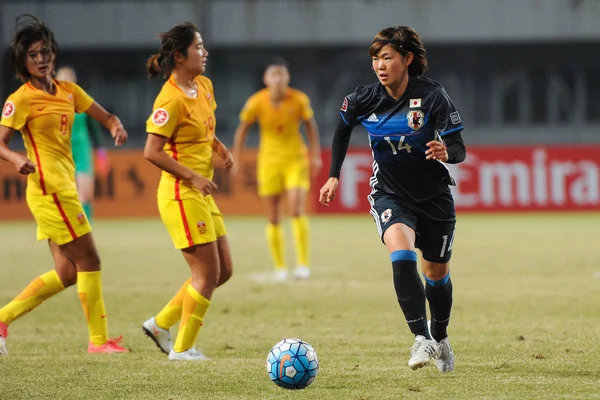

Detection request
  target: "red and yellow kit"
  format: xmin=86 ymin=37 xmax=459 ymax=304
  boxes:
xmin=1 ymin=81 xmax=94 ymax=244
xmin=146 ymin=75 xmax=226 ymax=249
xmin=239 ymin=88 xmax=314 ymax=196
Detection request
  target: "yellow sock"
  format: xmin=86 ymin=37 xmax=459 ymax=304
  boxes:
xmin=266 ymin=223 xmax=286 ymax=269
xmin=77 ymin=271 xmax=108 ymax=346
xmin=173 ymin=285 xmax=211 ymax=353
xmin=0 ymin=270 xmax=65 ymax=325
xmin=291 ymin=216 xmax=310 ymax=267
xmin=155 ymin=277 xmax=192 ymax=329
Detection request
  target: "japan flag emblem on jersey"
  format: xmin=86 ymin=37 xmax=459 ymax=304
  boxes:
xmin=410 ymin=98 xmax=421 ymax=108
xmin=152 ymin=108 xmax=169 ymax=126
xmin=2 ymin=101 xmax=15 ymax=118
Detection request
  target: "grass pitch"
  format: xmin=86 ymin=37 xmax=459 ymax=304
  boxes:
xmin=0 ymin=214 xmax=599 ymax=399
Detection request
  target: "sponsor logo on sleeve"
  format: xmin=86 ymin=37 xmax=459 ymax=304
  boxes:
xmin=450 ymin=111 xmax=461 ymax=124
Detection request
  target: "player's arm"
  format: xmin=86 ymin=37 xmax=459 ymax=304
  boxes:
xmin=231 ymin=120 xmax=252 ymax=172
xmin=426 ymin=85 xmax=465 ymax=163
xmin=144 ymin=133 xmax=217 ymax=195
xmin=85 ymin=102 xmax=127 ymax=146
xmin=212 ymin=136 xmax=234 ymax=169
xmin=440 ymin=132 xmax=465 ymax=164
xmin=319 ymin=92 xmax=360 ymax=205
xmin=319 ymin=117 xmax=354 ymax=206
xmin=303 ymin=118 xmax=322 ymax=177
xmin=0 ymin=125 xmax=36 ymax=174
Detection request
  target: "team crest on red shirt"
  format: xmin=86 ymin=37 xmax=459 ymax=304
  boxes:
xmin=2 ymin=101 xmax=15 ymax=118
xmin=197 ymin=221 xmax=206 ymax=234
xmin=341 ymin=97 xmax=348 ymax=112
xmin=406 ymin=110 xmax=424 ymax=130
xmin=77 ymin=213 xmax=87 ymax=225
xmin=152 ymin=108 xmax=169 ymax=126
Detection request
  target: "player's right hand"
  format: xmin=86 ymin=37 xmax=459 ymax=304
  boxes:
xmin=319 ymin=177 xmax=339 ymax=206
xmin=12 ymin=154 xmax=36 ymax=175
xmin=190 ymin=173 xmax=217 ymax=196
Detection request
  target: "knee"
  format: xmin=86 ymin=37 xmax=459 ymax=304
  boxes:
xmin=219 ymin=264 xmax=233 ymax=286
xmin=289 ymin=210 xmax=303 ymax=219
xmin=80 ymin=253 xmax=101 ymax=272
xmin=268 ymin=216 xmax=280 ymax=225
xmin=56 ymin=266 xmax=77 ymax=288
xmin=422 ymin=262 xmax=450 ymax=281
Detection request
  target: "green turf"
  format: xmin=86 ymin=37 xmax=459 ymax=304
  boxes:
xmin=0 ymin=214 xmax=599 ymax=399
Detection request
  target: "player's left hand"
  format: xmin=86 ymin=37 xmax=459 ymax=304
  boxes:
xmin=425 ymin=140 xmax=448 ymax=162
xmin=222 ymin=151 xmax=235 ymax=169
xmin=111 ymin=123 xmax=128 ymax=146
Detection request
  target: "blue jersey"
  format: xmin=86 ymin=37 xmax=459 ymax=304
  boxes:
xmin=340 ymin=76 xmax=464 ymax=202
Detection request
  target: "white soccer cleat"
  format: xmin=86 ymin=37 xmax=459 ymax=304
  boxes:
xmin=293 ymin=266 xmax=311 ymax=280
xmin=272 ymin=269 xmax=289 ymax=283
xmin=168 ymin=348 xmax=210 ymax=361
xmin=0 ymin=336 xmax=7 ymax=356
xmin=142 ymin=317 xmax=172 ymax=354
xmin=0 ymin=322 xmax=8 ymax=356
xmin=434 ymin=337 xmax=455 ymax=373
xmin=408 ymin=335 xmax=437 ymax=370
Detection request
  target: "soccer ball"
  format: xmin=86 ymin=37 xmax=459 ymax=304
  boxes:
xmin=266 ymin=338 xmax=319 ymax=390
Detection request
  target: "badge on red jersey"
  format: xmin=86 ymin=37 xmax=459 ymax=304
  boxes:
xmin=2 ymin=101 xmax=15 ymax=118
xmin=152 ymin=108 xmax=169 ymax=126
xmin=341 ymin=97 xmax=348 ymax=112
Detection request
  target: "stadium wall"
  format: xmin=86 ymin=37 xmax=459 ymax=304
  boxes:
xmin=0 ymin=146 xmax=598 ymax=220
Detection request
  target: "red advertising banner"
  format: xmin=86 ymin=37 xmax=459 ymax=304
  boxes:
xmin=313 ymin=146 xmax=600 ymax=213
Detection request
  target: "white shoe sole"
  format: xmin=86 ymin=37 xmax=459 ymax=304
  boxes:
xmin=142 ymin=319 xmax=171 ymax=354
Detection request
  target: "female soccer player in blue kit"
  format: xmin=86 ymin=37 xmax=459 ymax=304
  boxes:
xmin=320 ymin=26 xmax=466 ymax=372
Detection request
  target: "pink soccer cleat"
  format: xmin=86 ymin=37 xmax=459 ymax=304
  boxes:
xmin=88 ymin=336 xmax=129 ymax=354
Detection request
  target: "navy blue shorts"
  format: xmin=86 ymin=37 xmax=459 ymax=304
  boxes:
xmin=368 ymin=189 xmax=456 ymax=263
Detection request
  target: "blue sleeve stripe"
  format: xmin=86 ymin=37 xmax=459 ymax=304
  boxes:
xmin=423 ymin=273 xmax=450 ymax=287
xmin=390 ymin=250 xmax=417 ymax=262
xmin=439 ymin=126 xmax=464 ymax=137
xmin=339 ymin=112 xmax=351 ymax=126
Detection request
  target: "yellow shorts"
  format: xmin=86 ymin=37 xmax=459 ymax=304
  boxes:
xmin=26 ymin=189 xmax=92 ymax=245
xmin=257 ymin=158 xmax=310 ymax=197
xmin=158 ymin=195 xmax=227 ymax=249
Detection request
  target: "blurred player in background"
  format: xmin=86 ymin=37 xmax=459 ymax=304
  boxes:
xmin=0 ymin=15 xmax=128 ymax=355
xmin=56 ymin=66 xmax=110 ymax=222
xmin=142 ymin=22 xmax=234 ymax=361
xmin=319 ymin=26 xmax=466 ymax=372
xmin=232 ymin=59 xmax=321 ymax=282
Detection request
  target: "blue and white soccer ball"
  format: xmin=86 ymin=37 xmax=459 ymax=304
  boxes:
xmin=266 ymin=338 xmax=319 ymax=390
